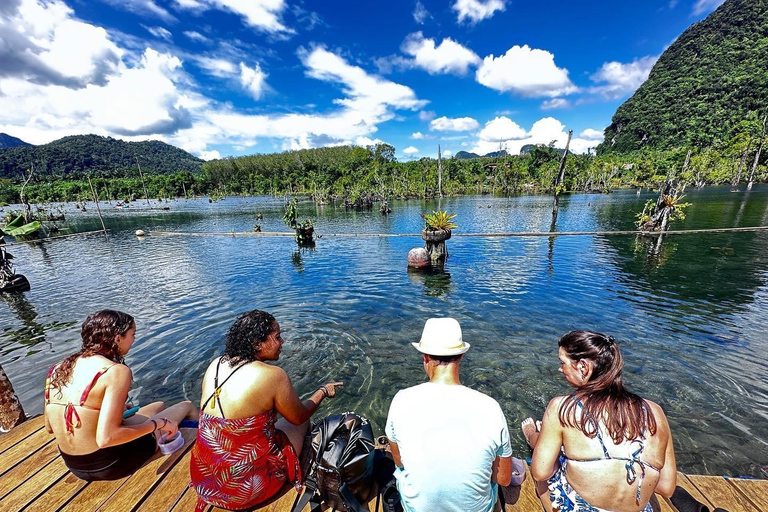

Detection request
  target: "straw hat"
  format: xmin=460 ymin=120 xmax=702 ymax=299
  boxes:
xmin=412 ymin=318 xmax=470 ymax=356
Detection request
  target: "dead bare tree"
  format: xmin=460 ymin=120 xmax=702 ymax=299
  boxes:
xmin=551 ymin=130 xmax=573 ymax=225
xmin=748 ymin=108 xmax=767 ymax=191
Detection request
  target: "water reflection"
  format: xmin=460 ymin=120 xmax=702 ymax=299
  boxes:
xmin=407 ymin=266 xmax=452 ymax=297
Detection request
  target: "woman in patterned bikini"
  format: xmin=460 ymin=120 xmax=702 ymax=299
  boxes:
xmin=44 ymin=310 xmax=197 ymax=481
xmin=522 ymin=331 xmax=677 ymax=512
xmin=190 ymin=309 xmax=343 ymax=512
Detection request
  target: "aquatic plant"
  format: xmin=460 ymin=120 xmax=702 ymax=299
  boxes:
xmin=423 ymin=211 xmax=457 ymax=231
xmin=283 ymin=198 xmax=315 ymax=246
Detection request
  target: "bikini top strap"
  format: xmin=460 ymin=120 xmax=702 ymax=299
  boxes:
xmin=78 ymin=365 xmax=116 ymax=406
xmin=202 ymin=358 xmax=247 ymax=419
xmin=575 ymin=398 xmax=612 ymax=459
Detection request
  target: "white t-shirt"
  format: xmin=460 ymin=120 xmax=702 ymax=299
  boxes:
xmin=385 ymin=382 xmax=513 ymax=512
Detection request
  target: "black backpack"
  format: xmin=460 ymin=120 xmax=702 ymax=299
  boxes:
xmin=293 ymin=412 xmax=377 ymax=512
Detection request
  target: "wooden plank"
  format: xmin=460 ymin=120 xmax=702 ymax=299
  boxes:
xmin=653 ymin=494 xmax=679 ymax=512
xmin=169 ymin=488 xmax=201 ymax=512
xmin=135 ymin=447 xmax=194 ymax=512
xmin=677 ymin=472 xmax=713 ymax=508
xmin=505 ymin=461 xmax=545 ymax=512
xmin=0 ymin=428 xmax=53 ymax=478
xmin=57 ymin=475 xmax=129 ymax=511
xmin=686 ymin=475 xmax=759 ymax=512
xmin=0 ymin=456 xmax=71 ymax=512
xmin=99 ymin=428 xmax=197 ymax=512
xmin=727 ymin=478 xmax=768 ymax=511
xmin=0 ymin=442 xmax=60 ymax=499
xmin=0 ymin=415 xmax=45 ymax=455
xmin=24 ymin=470 xmax=89 ymax=511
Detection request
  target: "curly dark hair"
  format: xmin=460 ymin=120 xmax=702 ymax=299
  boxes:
xmin=557 ymin=330 xmax=657 ymax=444
xmin=222 ymin=309 xmax=276 ymax=366
xmin=49 ymin=310 xmax=134 ymax=394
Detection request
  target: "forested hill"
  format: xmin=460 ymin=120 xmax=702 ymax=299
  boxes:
xmin=599 ymin=0 xmax=768 ymax=153
xmin=0 ymin=133 xmax=31 ymax=148
xmin=0 ymin=134 xmax=203 ymax=179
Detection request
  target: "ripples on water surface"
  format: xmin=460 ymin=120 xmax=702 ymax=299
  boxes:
xmin=1 ymin=186 xmax=767 ymax=477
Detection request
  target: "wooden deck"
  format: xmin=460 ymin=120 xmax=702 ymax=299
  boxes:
xmin=1 ymin=416 xmax=766 ymax=512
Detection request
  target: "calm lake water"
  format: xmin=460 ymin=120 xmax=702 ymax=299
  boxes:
xmin=2 ymin=186 xmax=767 ymax=478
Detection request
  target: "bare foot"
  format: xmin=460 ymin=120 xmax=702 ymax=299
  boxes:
xmin=521 ymin=417 xmax=541 ymax=448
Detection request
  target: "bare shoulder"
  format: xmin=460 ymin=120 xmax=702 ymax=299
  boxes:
xmin=546 ymin=395 xmax=569 ymax=412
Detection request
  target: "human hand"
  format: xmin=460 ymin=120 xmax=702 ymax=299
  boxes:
xmin=157 ymin=417 xmax=178 ymax=438
xmin=320 ymin=382 xmax=344 ymax=398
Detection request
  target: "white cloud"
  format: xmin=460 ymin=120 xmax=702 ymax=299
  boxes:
xmin=183 ymin=31 xmax=209 ymax=43
xmin=401 ymin=32 xmax=480 ymax=75
xmin=430 ymin=116 xmax=479 ymax=132
xmin=419 ymin=110 xmax=436 ymax=121
xmin=403 ymin=146 xmax=419 ymax=155
xmin=469 ymin=117 xmax=597 ymax=155
xmin=443 ymin=149 xmax=452 ymax=157
xmin=194 ymin=57 xmax=238 ymax=77
xmin=144 ymin=25 xmax=172 ymax=41
xmin=411 ymin=131 xmax=425 ymax=139
xmin=541 ymin=98 xmax=570 ymax=110
xmin=413 ymin=1 xmax=431 ymax=24
xmin=476 ymin=45 xmax=577 ymax=97
xmin=239 ymin=62 xmax=267 ymax=100
xmin=477 ymin=116 xmax=527 ymax=142
xmin=579 ymin=128 xmax=604 ymax=140
xmin=174 ymin=0 xmax=293 ymax=34
xmin=692 ymin=0 xmax=725 ymax=15
xmin=102 ymin=0 xmax=176 ymax=22
xmin=452 ymin=0 xmax=506 ymax=23
xmin=589 ymin=56 xmax=657 ymax=99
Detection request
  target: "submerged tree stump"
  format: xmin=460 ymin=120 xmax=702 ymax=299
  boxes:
xmin=422 ymin=229 xmax=451 ymax=264
xmin=0 ymin=363 xmax=26 ymax=432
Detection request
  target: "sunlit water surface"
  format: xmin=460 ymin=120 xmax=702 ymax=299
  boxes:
xmin=2 ymin=186 xmax=767 ymax=477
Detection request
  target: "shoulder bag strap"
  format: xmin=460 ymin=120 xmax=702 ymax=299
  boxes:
xmin=291 ymin=470 xmax=319 ymax=512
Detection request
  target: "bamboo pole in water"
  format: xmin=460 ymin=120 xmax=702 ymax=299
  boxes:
xmin=135 ymin=156 xmax=152 ymax=209
xmin=88 ymin=177 xmax=109 ymax=240
xmin=0 ymin=363 xmax=26 ymax=432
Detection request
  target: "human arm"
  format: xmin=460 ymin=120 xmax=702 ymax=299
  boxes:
xmin=492 ymin=455 xmax=513 ymax=486
xmin=390 ymin=441 xmax=403 ymax=468
xmin=530 ymin=397 xmax=565 ymax=482
xmin=272 ymin=367 xmax=342 ymax=425
xmin=653 ymin=405 xmax=677 ymax=497
xmin=95 ymin=365 xmax=174 ymax=448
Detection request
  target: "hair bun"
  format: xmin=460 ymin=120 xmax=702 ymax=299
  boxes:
xmin=606 ymin=335 xmax=616 ymax=347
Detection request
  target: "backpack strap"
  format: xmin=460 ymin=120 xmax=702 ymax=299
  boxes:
xmin=338 ymin=481 xmax=365 ymax=512
xmin=292 ymin=470 xmax=321 ymax=512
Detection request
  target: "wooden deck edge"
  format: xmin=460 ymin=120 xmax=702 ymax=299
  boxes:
xmin=723 ymin=477 xmax=765 ymax=512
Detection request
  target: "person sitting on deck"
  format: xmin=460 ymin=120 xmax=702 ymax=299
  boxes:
xmin=385 ymin=317 xmax=524 ymax=512
xmin=190 ymin=309 xmax=344 ymax=512
xmin=44 ymin=310 xmax=197 ymax=481
xmin=522 ymin=330 xmax=677 ymax=512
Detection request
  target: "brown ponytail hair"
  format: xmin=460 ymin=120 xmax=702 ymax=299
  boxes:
xmin=557 ymin=330 xmax=656 ymax=444
xmin=49 ymin=310 xmax=135 ymax=394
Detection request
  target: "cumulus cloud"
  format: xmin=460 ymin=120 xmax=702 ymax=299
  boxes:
xmin=143 ymin=25 xmax=172 ymax=41
xmin=183 ymin=30 xmax=209 ymax=43
xmin=413 ymin=1 xmax=431 ymax=24
xmin=476 ymin=45 xmax=577 ymax=98
xmin=419 ymin=110 xmax=436 ymax=121
xmin=443 ymin=149 xmax=452 ymax=157
xmin=239 ymin=62 xmax=267 ymax=100
xmin=541 ymin=98 xmax=570 ymax=110
xmin=430 ymin=116 xmax=480 ymax=132
xmin=452 ymin=0 xmax=506 ymax=23
xmin=579 ymin=128 xmax=604 ymax=140
xmin=469 ymin=117 xmax=598 ymax=155
xmin=174 ymin=0 xmax=294 ymax=35
xmin=401 ymin=32 xmax=480 ymax=75
xmin=403 ymin=146 xmax=419 ymax=155
xmin=589 ymin=56 xmax=657 ymax=99
xmin=0 ymin=0 xmax=123 ymax=89
xmin=194 ymin=57 xmax=237 ymax=77
xmin=411 ymin=131 xmax=425 ymax=139
xmin=692 ymin=0 xmax=725 ymax=15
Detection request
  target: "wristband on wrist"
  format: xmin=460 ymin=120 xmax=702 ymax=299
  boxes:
xmin=319 ymin=386 xmax=329 ymax=398
xmin=150 ymin=419 xmax=158 ymax=431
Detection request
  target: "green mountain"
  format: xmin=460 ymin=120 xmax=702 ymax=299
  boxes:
xmin=0 ymin=134 xmax=203 ymax=179
xmin=599 ymin=0 xmax=768 ymax=153
xmin=0 ymin=133 xmax=32 ymax=148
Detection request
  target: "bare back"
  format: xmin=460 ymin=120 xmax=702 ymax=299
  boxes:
xmin=45 ymin=355 xmax=130 ymax=455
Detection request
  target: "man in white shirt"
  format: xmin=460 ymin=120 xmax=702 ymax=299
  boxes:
xmin=385 ymin=318 xmax=523 ymax=512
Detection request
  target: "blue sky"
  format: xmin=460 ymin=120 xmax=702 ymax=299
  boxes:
xmin=0 ymin=0 xmax=726 ymax=160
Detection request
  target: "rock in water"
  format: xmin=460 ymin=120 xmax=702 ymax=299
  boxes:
xmin=407 ymin=247 xmax=430 ymax=268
